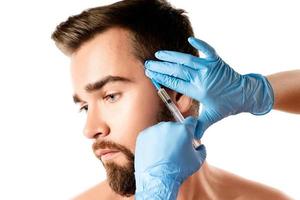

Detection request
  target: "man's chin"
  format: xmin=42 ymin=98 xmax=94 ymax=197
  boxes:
xmin=105 ymin=161 xmax=136 ymax=197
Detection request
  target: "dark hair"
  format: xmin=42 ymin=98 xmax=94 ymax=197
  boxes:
xmin=51 ymin=0 xmax=199 ymax=114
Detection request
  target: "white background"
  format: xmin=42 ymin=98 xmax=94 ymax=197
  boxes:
xmin=0 ymin=0 xmax=299 ymax=199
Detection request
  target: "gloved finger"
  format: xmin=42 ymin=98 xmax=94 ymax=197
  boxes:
xmin=145 ymin=69 xmax=195 ymax=98
xmin=183 ymin=116 xmax=198 ymax=126
xmin=183 ymin=116 xmax=200 ymax=140
xmin=145 ymin=60 xmax=198 ymax=81
xmin=188 ymin=37 xmax=218 ymax=61
xmin=154 ymin=50 xmax=209 ymax=70
xmin=194 ymin=108 xmax=214 ymax=140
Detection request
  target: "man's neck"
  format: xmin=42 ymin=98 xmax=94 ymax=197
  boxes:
xmin=176 ymin=161 xmax=217 ymax=200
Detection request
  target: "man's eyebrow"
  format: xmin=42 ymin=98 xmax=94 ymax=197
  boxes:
xmin=73 ymin=75 xmax=133 ymax=104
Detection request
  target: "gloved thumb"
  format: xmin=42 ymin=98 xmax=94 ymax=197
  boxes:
xmin=194 ymin=107 xmax=215 ymax=140
xmin=183 ymin=116 xmax=198 ymax=133
xmin=188 ymin=37 xmax=218 ymax=61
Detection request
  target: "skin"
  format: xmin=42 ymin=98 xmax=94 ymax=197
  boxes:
xmin=267 ymin=70 xmax=300 ymax=114
xmin=70 ymin=27 xmax=292 ymax=200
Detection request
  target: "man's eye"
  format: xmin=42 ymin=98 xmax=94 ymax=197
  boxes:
xmin=78 ymin=93 xmax=120 ymax=113
xmin=79 ymin=105 xmax=88 ymax=113
xmin=104 ymin=93 xmax=121 ymax=103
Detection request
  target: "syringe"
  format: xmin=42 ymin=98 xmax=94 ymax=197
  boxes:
xmin=151 ymin=79 xmax=201 ymax=149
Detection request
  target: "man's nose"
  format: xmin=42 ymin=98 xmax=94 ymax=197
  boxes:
xmin=83 ymin=108 xmax=109 ymax=139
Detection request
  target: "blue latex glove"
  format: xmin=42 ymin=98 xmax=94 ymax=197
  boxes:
xmin=144 ymin=37 xmax=274 ymax=139
xmin=134 ymin=116 xmax=206 ymax=200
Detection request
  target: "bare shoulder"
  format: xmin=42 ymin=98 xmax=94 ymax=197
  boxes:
xmin=234 ymin=180 xmax=293 ymax=200
xmin=72 ymin=180 xmax=120 ymax=200
xmin=209 ymin=165 xmax=292 ymax=200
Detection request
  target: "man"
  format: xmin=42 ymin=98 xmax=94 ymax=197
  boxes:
xmin=51 ymin=0 xmax=296 ymax=199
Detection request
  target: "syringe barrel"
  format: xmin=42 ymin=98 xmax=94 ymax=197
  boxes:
xmin=157 ymin=88 xmax=201 ymax=148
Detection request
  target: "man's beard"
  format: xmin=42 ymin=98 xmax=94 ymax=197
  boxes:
xmin=93 ymin=100 xmax=174 ymax=197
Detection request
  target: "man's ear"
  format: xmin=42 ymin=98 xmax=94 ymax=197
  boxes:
xmin=165 ymin=88 xmax=194 ymax=116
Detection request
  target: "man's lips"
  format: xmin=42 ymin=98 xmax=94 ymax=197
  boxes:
xmin=94 ymin=149 xmax=120 ymax=160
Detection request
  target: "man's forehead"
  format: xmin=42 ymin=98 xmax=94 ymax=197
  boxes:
xmin=71 ymin=27 xmax=135 ymax=59
xmin=70 ymin=28 xmax=146 ymax=102
xmin=70 ymin=28 xmax=142 ymax=82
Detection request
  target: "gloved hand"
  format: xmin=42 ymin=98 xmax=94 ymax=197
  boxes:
xmin=134 ymin=116 xmax=206 ymax=200
xmin=144 ymin=37 xmax=274 ymax=139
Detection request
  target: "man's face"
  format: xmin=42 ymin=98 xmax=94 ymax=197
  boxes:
xmin=70 ymin=28 xmax=173 ymax=196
